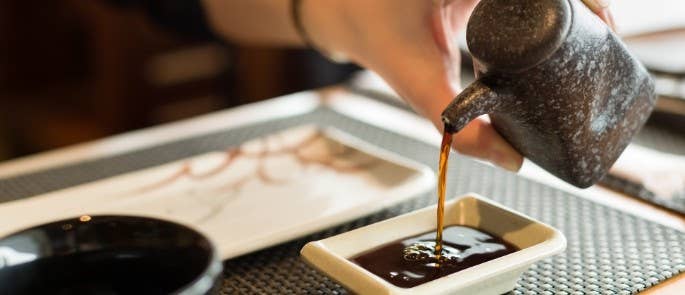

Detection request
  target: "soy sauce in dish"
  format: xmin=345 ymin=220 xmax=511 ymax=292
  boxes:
xmin=350 ymin=225 xmax=518 ymax=288
xmin=350 ymin=130 xmax=518 ymax=288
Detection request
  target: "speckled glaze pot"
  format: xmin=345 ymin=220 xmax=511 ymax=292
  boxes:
xmin=441 ymin=0 xmax=656 ymax=188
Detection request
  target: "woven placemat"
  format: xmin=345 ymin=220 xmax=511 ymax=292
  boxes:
xmin=1 ymin=107 xmax=684 ymax=294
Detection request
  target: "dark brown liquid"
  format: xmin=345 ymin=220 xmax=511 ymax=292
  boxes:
xmin=435 ymin=130 xmax=452 ymax=260
xmin=350 ymin=130 xmax=519 ymax=288
xmin=350 ymin=225 xmax=518 ymax=288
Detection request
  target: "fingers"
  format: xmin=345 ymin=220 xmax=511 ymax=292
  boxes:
xmin=451 ymin=117 xmax=523 ymax=172
xmin=350 ymin=0 xmax=522 ymax=172
xmin=581 ymin=0 xmax=616 ymax=31
xmin=370 ymin=40 xmax=523 ymax=172
xmin=375 ymin=58 xmax=523 ymax=172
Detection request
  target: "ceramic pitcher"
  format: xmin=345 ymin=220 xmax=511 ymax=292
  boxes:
xmin=441 ymin=0 xmax=656 ymax=187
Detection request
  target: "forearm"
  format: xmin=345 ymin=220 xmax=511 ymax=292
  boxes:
xmin=201 ymin=0 xmax=304 ymax=46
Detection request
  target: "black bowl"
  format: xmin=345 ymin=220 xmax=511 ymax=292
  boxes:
xmin=0 ymin=215 xmax=222 ymax=295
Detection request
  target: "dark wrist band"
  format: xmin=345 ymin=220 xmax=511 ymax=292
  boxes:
xmin=290 ymin=0 xmax=348 ymax=63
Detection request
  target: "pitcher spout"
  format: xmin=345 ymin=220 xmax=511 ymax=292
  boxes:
xmin=441 ymin=79 xmax=504 ymax=133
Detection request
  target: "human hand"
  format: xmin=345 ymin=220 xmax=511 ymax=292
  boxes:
xmin=300 ymin=0 xmax=615 ymax=172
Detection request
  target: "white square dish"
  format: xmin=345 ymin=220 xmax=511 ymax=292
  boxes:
xmin=301 ymin=193 xmax=566 ymax=295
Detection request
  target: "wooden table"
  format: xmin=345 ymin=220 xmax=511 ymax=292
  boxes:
xmin=0 ymin=87 xmax=683 ymax=293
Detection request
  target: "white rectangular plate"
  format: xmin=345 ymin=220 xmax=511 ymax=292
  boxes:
xmin=0 ymin=125 xmax=434 ymax=259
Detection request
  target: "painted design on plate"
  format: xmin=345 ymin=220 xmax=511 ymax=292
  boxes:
xmin=106 ymin=126 xmax=417 ymax=228
xmin=126 ymin=127 xmax=382 ymax=223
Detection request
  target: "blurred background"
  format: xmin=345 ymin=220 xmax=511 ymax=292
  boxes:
xmin=0 ymin=0 xmax=683 ymax=162
xmin=0 ymin=0 xmax=359 ymax=160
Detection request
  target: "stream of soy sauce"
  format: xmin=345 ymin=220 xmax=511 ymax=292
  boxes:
xmin=434 ymin=130 xmax=453 ymax=261
xmin=349 ymin=129 xmax=519 ymax=288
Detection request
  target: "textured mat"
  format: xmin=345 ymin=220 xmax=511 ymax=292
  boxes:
xmin=1 ymin=107 xmax=684 ymax=294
